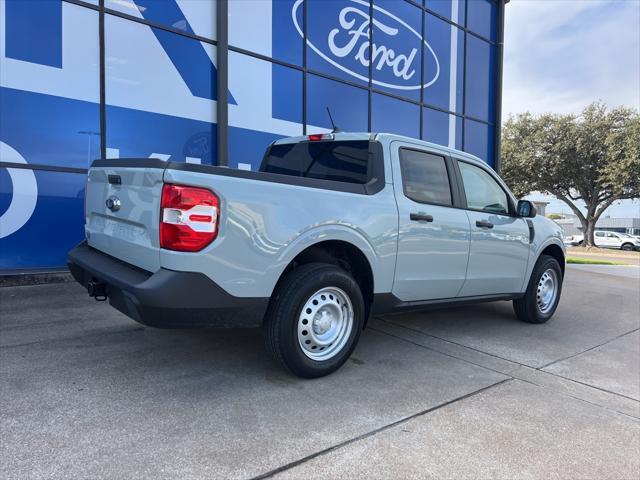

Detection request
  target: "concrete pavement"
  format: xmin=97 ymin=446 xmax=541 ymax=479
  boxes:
xmin=275 ymin=380 xmax=639 ymax=480
xmin=1 ymin=264 xmax=638 ymax=479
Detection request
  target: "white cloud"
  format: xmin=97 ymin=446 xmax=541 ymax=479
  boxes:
xmin=502 ymin=0 xmax=640 ymax=117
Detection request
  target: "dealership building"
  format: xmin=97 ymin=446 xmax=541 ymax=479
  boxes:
xmin=0 ymin=0 xmax=504 ymax=271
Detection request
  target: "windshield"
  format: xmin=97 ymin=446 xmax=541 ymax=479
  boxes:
xmin=261 ymin=140 xmax=371 ymax=184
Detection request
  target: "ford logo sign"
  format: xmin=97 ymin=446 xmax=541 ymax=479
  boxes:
xmin=292 ymin=0 xmax=440 ymax=91
xmin=105 ymin=195 xmax=121 ymax=212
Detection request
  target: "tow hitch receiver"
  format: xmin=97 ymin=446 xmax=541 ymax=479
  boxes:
xmin=87 ymin=281 xmax=108 ymax=301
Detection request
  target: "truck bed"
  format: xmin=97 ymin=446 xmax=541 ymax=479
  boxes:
xmin=85 ymin=154 xmax=398 ymax=300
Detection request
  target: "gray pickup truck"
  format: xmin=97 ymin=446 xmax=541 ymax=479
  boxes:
xmin=68 ymin=132 xmax=565 ymax=378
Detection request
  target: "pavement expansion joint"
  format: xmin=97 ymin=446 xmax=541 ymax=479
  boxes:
xmin=370 ymin=320 xmax=640 ymax=419
xmin=248 ymin=378 xmax=513 ymax=480
xmin=537 ymin=327 xmax=640 ymax=370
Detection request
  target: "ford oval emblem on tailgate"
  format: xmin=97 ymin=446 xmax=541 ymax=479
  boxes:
xmin=105 ymin=195 xmax=121 ymax=212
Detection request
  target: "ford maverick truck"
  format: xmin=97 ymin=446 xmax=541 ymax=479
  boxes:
xmin=68 ymin=133 xmax=566 ymax=378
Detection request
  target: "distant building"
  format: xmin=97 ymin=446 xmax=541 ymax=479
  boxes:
xmin=551 ymin=214 xmax=640 ymax=236
xmin=552 ymin=216 xmax=580 ymax=236
xmin=531 ymin=201 xmax=548 ymax=217
xmin=596 ymin=217 xmax=640 ymax=236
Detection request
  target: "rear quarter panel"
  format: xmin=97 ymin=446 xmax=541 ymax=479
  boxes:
xmin=160 ymin=168 xmax=399 ymax=298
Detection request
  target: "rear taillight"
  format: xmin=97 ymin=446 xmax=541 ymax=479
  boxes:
xmin=160 ymin=184 xmax=219 ymax=252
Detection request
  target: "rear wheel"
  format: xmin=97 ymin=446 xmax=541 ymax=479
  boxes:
xmin=513 ymin=255 xmax=563 ymax=324
xmin=621 ymin=243 xmax=635 ymax=251
xmin=263 ymin=263 xmax=364 ymax=378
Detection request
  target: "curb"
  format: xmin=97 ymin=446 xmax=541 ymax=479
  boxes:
xmin=0 ymin=271 xmax=74 ymax=288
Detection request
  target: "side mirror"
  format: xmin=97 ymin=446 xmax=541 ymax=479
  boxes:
xmin=517 ymin=200 xmax=537 ymax=218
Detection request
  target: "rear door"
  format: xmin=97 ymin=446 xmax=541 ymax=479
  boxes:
xmin=391 ymin=144 xmax=470 ymax=301
xmin=455 ymin=160 xmax=530 ymax=296
xmin=85 ymin=160 xmax=165 ymax=272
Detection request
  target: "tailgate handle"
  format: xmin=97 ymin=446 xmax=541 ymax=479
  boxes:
xmin=108 ymin=174 xmax=122 ymax=185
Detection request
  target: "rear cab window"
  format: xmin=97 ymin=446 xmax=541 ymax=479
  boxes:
xmin=261 ymin=140 xmax=371 ymax=184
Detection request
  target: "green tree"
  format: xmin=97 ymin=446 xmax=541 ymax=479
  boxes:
xmin=501 ymin=102 xmax=640 ymax=247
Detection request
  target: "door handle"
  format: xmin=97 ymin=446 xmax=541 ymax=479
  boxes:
xmin=476 ymin=220 xmax=494 ymax=229
xmin=410 ymin=213 xmax=434 ymax=222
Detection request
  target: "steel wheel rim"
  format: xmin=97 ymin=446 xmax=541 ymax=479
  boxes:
xmin=297 ymin=287 xmax=354 ymax=361
xmin=536 ymin=268 xmax=558 ymax=315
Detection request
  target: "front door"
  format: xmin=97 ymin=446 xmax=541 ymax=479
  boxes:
xmin=391 ymin=144 xmax=471 ymax=302
xmin=455 ymin=160 xmax=530 ymax=297
xmin=594 ymin=231 xmax=607 ymax=247
xmin=605 ymin=232 xmax=622 ymax=248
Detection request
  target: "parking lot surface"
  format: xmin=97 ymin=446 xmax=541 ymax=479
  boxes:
xmin=1 ymin=265 xmax=639 ymax=479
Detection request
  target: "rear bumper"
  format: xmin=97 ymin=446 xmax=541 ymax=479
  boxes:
xmin=67 ymin=242 xmax=267 ymax=328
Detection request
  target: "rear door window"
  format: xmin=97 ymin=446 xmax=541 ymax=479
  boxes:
xmin=261 ymin=140 xmax=370 ymax=184
xmin=399 ymin=149 xmax=453 ymax=206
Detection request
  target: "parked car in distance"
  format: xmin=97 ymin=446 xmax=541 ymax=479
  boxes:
xmin=629 ymin=234 xmax=640 ymax=243
xmin=615 ymin=233 xmax=640 ymax=250
xmin=564 ymin=235 xmax=583 ymax=247
xmin=68 ymin=133 xmax=566 ymax=378
xmin=564 ymin=231 xmax=640 ymax=251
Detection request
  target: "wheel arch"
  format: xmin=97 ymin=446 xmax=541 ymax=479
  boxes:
xmin=539 ymin=242 xmax=565 ymax=277
xmin=272 ymin=239 xmax=375 ymax=326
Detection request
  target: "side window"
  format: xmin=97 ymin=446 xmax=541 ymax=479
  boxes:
xmin=595 ymin=232 xmax=605 ymax=237
xmin=606 ymin=232 xmax=618 ymax=238
xmin=458 ymin=161 xmax=509 ymax=214
xmin=399 ymin=149 xmax=453 ymax=206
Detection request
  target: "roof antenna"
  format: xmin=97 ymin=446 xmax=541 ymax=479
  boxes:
xmin=326 ymin=107 xmax=341 ymax=133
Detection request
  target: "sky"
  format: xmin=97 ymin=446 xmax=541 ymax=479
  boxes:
xmin=502 ymin=0 xmax=640 ymax=217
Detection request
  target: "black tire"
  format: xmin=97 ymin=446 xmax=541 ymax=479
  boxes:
xmin=621 ymin=243 xmax=635 ymax=251
xmin=513 ymin=255 xmax=563 ymax=324
xmin=263 ymin=263 xmax=365 ymax=378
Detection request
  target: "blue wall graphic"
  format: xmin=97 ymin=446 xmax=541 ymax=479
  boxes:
xmin=0 ymin=0 xmax=500 ymax=271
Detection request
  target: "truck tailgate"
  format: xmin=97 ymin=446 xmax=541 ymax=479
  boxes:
xmin=85 ymin=164 xmax=164 ymax=272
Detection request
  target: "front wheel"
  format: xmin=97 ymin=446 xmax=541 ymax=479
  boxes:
xmin=513 ymin=255 xmax=563 ymax=324
xmin=621 ymin=243 xmax=635 ymax=251
xmin=263 ymin=263 xmax=364 ymax=378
